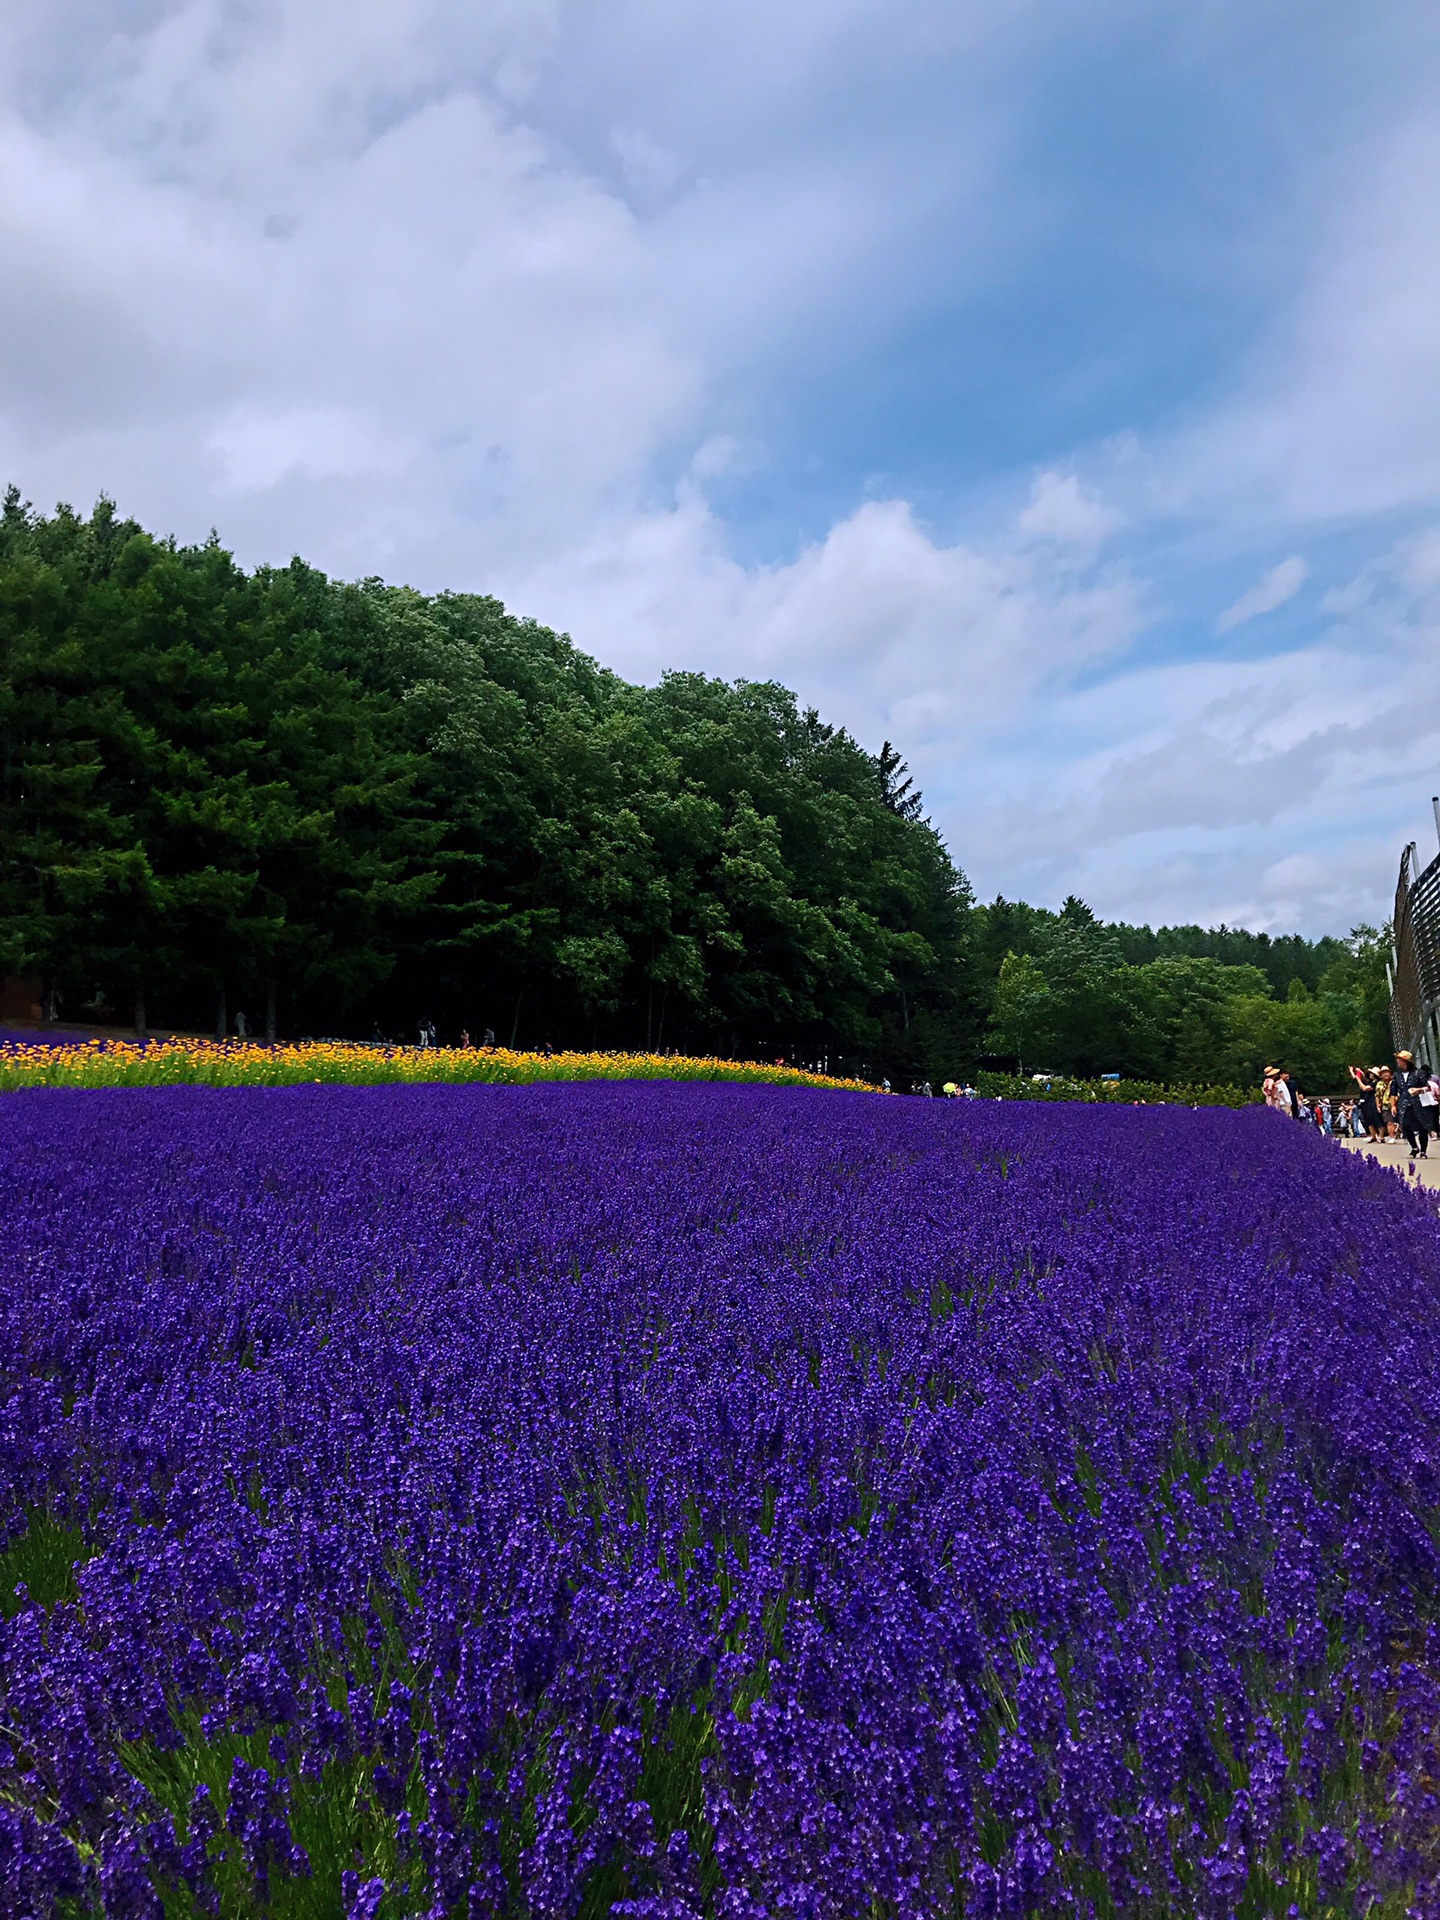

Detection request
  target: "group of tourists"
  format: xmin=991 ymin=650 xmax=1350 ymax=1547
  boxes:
xmin=1263 ymin=1052 xmax=1440 ymax=1157
xmin=1347 ymin=1053 xmax=1440 ymax=1154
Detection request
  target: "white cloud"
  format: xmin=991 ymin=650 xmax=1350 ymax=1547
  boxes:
xmin=2 ymin=1 xmax=1440 ymax=938
xmin=954 ymin=539 xmax=1440 ymax=926
xmin=208 ymin=406 xmax=411 ymax=491
xmin=0 ymin=67 xmax=700 ymax=569
xmin=0 ymin=0 xmax=1008 ymax=572
xmin=1017 ymin=470 xmax=1120 ymax=551
xmin=497 ymin=490 xmax=1141 ymax=729
xmin=1216 ymin=555 xmax=1307 ymax=632
xmin=1177 ymin=114 xmax=1440 ymax=525
xmin=1394 ymin=525 xmax=1440 ymax=600
xmin=610 ymin=127 xmax=685 ymax=206
xmin=497 ymin=484 xmax=1440 ymax=931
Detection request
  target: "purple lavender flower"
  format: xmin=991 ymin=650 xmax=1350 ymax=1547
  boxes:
xmin=1 ymin=1083 xmax=1438 ymax=1912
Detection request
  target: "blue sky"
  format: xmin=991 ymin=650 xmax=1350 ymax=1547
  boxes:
xmin=3 ymin=1 xmax=1440 ymax=932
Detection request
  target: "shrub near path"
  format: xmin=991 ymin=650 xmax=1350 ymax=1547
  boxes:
xmin=1 ymin=1085 xmax=1438 ymax=1916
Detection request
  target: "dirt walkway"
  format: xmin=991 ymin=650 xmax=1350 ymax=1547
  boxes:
xmin=1337 ymin=1132 xmax=1440 ymax=1193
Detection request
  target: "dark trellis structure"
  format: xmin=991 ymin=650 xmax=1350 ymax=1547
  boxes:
xmin=1391 ymin=825 xmax=1440 ymax=1066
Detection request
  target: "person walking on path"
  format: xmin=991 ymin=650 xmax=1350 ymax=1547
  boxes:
xmin=1395 ymin=1049 xmax=1435 ymax=1158
xmin=1349 ymin=1066 xmax=1385 ymax=1142
xmin=1263 ymin=1066 xmax=1296 ymax=1116
xmin=1375 ymin=1065 xmax=1399 ymax=1138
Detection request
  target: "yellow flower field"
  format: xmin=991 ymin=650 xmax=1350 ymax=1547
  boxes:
xmin=0 ymin=1034 xmax=879 ymax=1095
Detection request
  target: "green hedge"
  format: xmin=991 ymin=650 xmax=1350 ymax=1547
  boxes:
xmin=969 ymin=1070 xmax=1258 ymax=1108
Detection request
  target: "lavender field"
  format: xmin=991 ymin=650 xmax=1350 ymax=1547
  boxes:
xmin=1 ymin=1085 xmax=1438 ymax=1918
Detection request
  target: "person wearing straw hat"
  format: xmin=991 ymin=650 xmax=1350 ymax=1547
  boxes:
xmin=1269 ymin=1065 xmax=1303 ymax=1117
xmin=1376 ymin=1065 xmax=1398 ymax=1137
xmin=1395 ymin=1048 xmax=1433 ymax=1157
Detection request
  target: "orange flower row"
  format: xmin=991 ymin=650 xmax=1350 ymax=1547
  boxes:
xmin=0 ymin=1036 xmax=880 ymax=1095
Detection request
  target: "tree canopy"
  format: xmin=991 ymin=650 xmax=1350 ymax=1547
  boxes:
xmin=0 ymin=493 xmax=977 ymax=1078
xmin=1 ymin=493 xmax=1387 ymax=1088
xmin=975 ymin=895 xmax=1390 ymax=1089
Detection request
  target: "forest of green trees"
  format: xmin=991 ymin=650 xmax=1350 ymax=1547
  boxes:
xmin=975 ymin=897 xmax=1390 ymax=1092
xmin=0 ymin=493 xmax=1391 ymax=1087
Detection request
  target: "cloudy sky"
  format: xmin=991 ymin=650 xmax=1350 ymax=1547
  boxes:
xmin=4 ymin=0 xmax=1440 ymax=933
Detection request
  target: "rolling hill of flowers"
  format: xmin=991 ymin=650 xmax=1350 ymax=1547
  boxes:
xmin=1 ymin=1083 xmax=1438 ymax=1916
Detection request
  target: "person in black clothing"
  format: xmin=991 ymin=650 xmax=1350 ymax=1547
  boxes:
xmin=1395 ymin=1049 xmax=1432 ymax=1157
xmin=1349 ymin=1065 xmax=1384 ymax=1141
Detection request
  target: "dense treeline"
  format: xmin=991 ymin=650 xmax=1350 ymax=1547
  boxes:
xmin=975 ymin=896 xmax=1390 ymax=1090
xmin=0 ymin=494 xmax=978 ymax=1081
xmin=1 ymin=494 xmax=1388 ymax=1087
